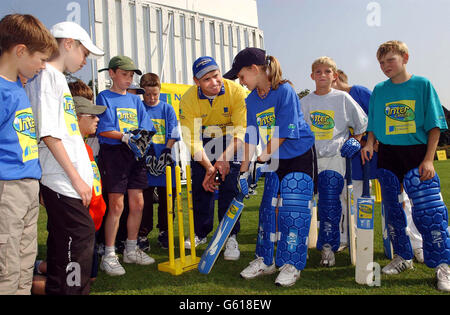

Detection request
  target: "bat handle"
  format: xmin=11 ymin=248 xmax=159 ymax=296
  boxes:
xmin=345 ymin=157 xmax=352 ymax=184
xmin=362 ymin=155 xmax=370 ymax=198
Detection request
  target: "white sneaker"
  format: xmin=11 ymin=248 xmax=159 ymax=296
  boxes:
xmin=413 ymin=248 xmax=424 ymax=263
xmin=436 ymin=264 xmax=450 ymax=292
xmin=224 ymin=235 xmax=240 ymax=261
xmin=240 ymin=257 xmax=276 ymax=279
xmin=320 ymin=244 xmax=335 ymax=267
xmin=100 ymin=253 xmax=126 ymax=276
xmin=382 ymin=255 xmax=413 ymax=275
xmin=185 ymin=235 xmax=207 ymax=249
xmin=123 ymin=247 xmax=155 ymax=265
xmin=275 ymin=264 xmax=301 ymax=287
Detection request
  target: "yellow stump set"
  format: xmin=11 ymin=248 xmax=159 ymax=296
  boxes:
xmin=157 ymin=165 xmax=200 ymax=275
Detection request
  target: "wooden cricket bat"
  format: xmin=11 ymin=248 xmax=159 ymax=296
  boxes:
xmin=355 ymin=159 xmax=375 ymax=285
xmin=308 ymin=194 xmax=317 ymax=248
xmin=346 ymin=158 xmax=356 ymax=265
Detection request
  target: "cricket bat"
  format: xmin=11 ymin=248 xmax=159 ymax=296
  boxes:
xmin=346 ymin=158 xmax=356 ymax=265
xmin=198 ymin=164 xmax=263 ymax=274
xmin=308 ymin=194 xmax=318 ymax=248
xmin=355 ymin=159 xmax=375 ymax=285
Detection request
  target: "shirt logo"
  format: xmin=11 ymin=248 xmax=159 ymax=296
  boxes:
xmin=384 ymin=103 xmax=415 ymax=122
xmin=13 ymin=112 xmax=36 ymax=139
xmin=64 ymin=94 xmax=77 ymax=118
xmin=13 ymin=108 xmax=39 ymax=162
xmin=310 ymin=111 xmax=335 ymax=130
xmin=117 ymin=108 xmax=138 ymax=133
xmin=384 ymin=100 xmax=416 ymax=135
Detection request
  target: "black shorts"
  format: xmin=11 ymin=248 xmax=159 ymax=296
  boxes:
xmin=274 ymin=145 xmax=318 ymax=194
xmin=98 ymin=143 xmax=148 ymax=194
xmin=377 ymin=142 xmax=427 ymax=184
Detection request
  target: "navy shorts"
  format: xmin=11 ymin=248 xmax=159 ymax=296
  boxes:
xmin=377 ymin=142 xmax=427 ymax=184
xmin=274 ymin=145 xmax=318 ymax=194
xmin=98 ymin=143 xmax=148 ymax=194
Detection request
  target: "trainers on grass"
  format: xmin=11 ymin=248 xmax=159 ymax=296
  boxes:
xmin=224 ymin=235 xmax=240 ymax=261
xmin=185 ymin=235 xmax=207 ymax=249
xmin=382 ymin=255 xmax=413 ymax=275
xmin=137 ymin=236 xmax=150 ymax=252
xmin=436 ymin=263 xmax=450 ymax=292
xmin=123 ymin=247 xmax=155 ymax=265
xmin=240 ymin=257 xmax=276 ymax=279
xmin=275 ymin=264 xmax=301 ymax=287
xmin=100 ymin=253 xmax=126 ymax=276
xmin=320 ymin=244 xmax=335 ymax=267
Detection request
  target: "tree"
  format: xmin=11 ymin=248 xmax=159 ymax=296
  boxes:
xmin=438 ymin=106 xmax=450 ymax=146
xmin=298 ymin=89 xmax=310 ymax=99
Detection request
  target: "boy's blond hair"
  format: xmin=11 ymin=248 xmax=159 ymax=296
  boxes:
xmin=376 ymin=40 xmax=409 ymax=60
xmin=0 ymin=14 xmax=57 ymax=57
xmin=311 ymin=56 xmax=337 ymax=73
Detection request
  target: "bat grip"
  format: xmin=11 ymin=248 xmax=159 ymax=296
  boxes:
xmin=345 ymin=157 xmax=352 ymax=184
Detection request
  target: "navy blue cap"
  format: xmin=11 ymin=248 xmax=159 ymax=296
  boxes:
xmin=224 ymin=47 xmax=266 ymax=80
xmin=193 ymin=56 xmax=219 ymax=79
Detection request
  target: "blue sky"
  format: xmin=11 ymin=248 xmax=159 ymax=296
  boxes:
xmin=257 ymin=0 xmax=450 ymax=109
xmin=1 ymin=0 xmax=449 ymax=109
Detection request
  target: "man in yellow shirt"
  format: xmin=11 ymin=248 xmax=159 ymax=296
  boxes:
xmin=179 ymin=56 xmax=247 ymax=260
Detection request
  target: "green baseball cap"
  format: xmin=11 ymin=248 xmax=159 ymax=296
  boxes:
xmin=73 ymin=96 xmax=106 ymax=115
xmin=98 ymin=55 xmax=142 ymax=75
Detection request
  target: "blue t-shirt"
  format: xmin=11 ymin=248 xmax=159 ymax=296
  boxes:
xmin=96 ymin=90 xmax=155 ymax=145
xmin=348 ymin=85 xmax=377 ymax=180
xmin=0 ymin=77 xmax=41 ymax=180
xmin=144 ymin=100 xmax=180 ymax=186
xmin=367 ymin=75 xmax=448 ymax=145
xmin=245 ymin=83 xmax=314 ymax=159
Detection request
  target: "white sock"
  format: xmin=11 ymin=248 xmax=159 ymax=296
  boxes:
xmin=105 ymin=246 xmax=115 ymax=256
xmin=126 ymin=239 xmax=137 ymax=252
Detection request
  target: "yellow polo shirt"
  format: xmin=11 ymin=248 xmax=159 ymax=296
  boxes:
xmin=179 ymin=79 xmax=247 ymax=156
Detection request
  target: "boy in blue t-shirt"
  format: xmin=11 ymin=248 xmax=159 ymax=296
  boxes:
xmin=138 ymin=73 xmax=180 ymax=249
xmin=96 ymin=56 xmax=156 ymax=276
xmin=361 ymin=40 xmax=449 ymax=292
xmin=0 ymin=14 xmax=57 ymax=295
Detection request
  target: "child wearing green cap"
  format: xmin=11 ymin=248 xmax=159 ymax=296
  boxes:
xmin=96 ymin=55 xmax=156 ymax=276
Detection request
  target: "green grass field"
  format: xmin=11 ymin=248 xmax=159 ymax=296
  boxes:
xmin=36 ymin=160 xmax=450 ymax=295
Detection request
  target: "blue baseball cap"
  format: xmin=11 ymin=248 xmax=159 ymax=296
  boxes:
xmin=192 ymin=56 xmax=220 ymax=79
xmin=224 ymin=47 xmax=266 ymax=80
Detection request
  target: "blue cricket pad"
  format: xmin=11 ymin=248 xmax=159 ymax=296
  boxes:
xmin=316 ymin=170 xmax=344 ymax=251
xmin=403 ymin=168 xmax=450 ymax=268
xmin=255 ymin=172 xmax=279 ymax=266
xmin=377 ymin=168 xmax=413 ymax=260
xmin=275 ymin=172 xmax=314 ymax=270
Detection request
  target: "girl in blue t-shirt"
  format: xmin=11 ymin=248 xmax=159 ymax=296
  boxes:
xmin=223 ymin=48 xmax=316 ymax=287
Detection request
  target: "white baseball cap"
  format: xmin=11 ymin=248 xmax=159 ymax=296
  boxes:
xmin=50 ymin=21 xmax=104 ymax=57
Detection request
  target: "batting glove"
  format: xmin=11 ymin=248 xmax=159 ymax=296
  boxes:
xmin=145 ymin=145 xmax=162 ymax=176
xmin=155 ymin=147 xmax=174 ymax=174
xmin=238 ymin=171 xmax=250 ymax=199
xmin=122 ymin=128 xmax=155 ymax=161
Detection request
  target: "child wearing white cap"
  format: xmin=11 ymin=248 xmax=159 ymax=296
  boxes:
xmin=25 ymin=21 xmax=104 ymax=295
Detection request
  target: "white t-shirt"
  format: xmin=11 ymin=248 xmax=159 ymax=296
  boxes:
xmin=301 ymin=88 xmax=368 ymax=159
xmin=25 ymin=63 xmax=93 ymax=199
